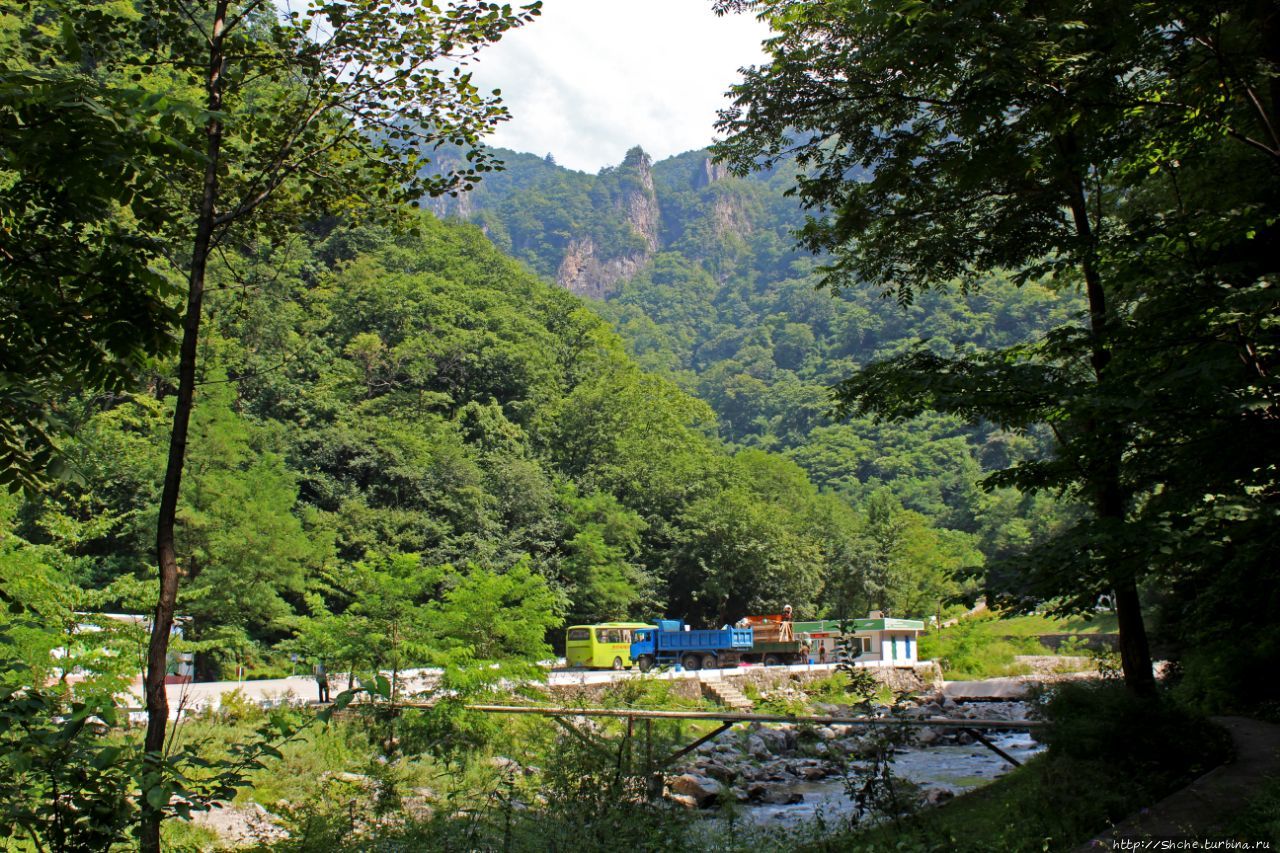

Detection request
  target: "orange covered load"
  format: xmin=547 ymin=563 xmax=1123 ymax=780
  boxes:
xmin=743 ymin=614 xmax=793 ymax=643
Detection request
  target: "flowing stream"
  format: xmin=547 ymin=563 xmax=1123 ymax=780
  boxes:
xmin=736 ymin=728 xmax=1045 ymax=828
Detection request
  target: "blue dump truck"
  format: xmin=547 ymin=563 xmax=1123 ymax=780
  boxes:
xmin=629 ymin=620 xmax=754 ymax=672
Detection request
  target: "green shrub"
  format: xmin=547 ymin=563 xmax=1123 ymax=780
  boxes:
xmin=807 ymin=683 xmax=1233 ymax=853
xmin=599 ymin=675 xmax=705 ymax=709
xmin=1223 ymin=775 xmax=1280 ymax=846
xmin=1043 ymin=682 xmax=1229 ymax=785
xmin=212 ymin=688 xmax=268 ymax=725
xmin=921 ymin=621 xmax=1034 ymax=679
xmin=0 ymin=689 xmax=135 ymax=852
xmin=801 ymin=670 xmax=880 ymax=704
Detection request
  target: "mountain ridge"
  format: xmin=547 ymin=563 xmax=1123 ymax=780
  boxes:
xmin=424 ymin=141 xmax=1080 ymax=567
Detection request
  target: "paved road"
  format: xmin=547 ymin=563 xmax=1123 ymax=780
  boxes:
xmin=126 ymin=660 xmax=867 ymax=717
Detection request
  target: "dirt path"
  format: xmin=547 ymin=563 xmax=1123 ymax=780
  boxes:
xmin=1079 ymin=716 xmax=1280 ymax=849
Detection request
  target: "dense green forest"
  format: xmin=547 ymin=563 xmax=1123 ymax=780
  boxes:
xmin=7 ymin=213 xmax=971 ymax=680
xmin=426 ymin=143 xmax=1079 ymax=577
xmin=1 ymin=0 xmax=1277 ymax=849
xmin=1 ymin=2 xmax=1035 ymax=692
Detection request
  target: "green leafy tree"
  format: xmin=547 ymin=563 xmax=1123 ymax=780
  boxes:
xmin=341 ymin=552 xmax=440 ymax=701
xmin=431 ymin=560 xmax=560 ymax=663
xmin=671 ymin=452 xmax=831 ymax=623
xmin=558 ymin=488 xmax=650 ymax=625
xmin=176 ymin=384 xmax=330 ymax=679
xmin=861 ymin=491 xmax=982 ymax=624
xmin=713 ymin=0 xmax=1279 ymax=695
xmin=0 ymin=3 xmax=183 ymax=493
xmin=113 ymin=4 xmax=542 ymax=845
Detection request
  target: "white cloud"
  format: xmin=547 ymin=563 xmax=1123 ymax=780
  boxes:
xmin=467 ymin=0 xmax=770 ymax=173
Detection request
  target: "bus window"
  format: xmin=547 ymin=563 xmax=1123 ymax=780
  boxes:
xmin=567 ymin=628 xmax=589 ymax=642
xmin=595 ymin=628 xmax=608 ymax=643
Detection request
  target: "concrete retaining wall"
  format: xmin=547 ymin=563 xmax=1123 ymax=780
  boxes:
xmin=542 ymin=662 xmax=943 ymax=705
xmin=1014 ymin=633 xmax=1118 ymax=652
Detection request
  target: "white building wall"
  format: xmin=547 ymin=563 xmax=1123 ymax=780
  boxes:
xmin=806 ymin=630 xmax=920 ymax=666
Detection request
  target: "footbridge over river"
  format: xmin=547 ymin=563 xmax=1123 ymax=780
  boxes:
xmin=421 ymin=703 xmax=1048 ymax=770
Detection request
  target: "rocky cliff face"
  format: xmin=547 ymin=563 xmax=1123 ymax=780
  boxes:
xmin=693 ymin=155 xmax=731 ymax=189
xmin=711 ymin=191 xmax=752 ymax=240
xmin=422 ymin=143 xmax=774 ymax=299
xmin=417 ymin=149 xmax=476 ymax=220
xmin=556 ymin=146 xmax=661 ymax=299
xmin=694 ymin=155 xmax=753 ymax=240
xmin=425 ymin=190 xmax=474 ymax=221
xmin=556 ymin=236 xmax=651 ymax=301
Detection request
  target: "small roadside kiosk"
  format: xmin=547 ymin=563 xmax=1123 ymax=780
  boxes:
xmin=791 ymin=615 xmax=926 ymax=666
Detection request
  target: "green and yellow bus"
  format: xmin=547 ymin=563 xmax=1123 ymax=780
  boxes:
xmin=564 ymin=622 xmax=653 ymax=669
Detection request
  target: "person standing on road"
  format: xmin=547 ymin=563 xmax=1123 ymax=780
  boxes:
xmin=314 ymin=659 xmax=330 ymax=703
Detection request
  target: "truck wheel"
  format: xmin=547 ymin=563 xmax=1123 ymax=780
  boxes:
xmin=612 ymin=656 xmax=624 ymax=670
xmin=763 ymin=653 xmax=781 ymax=666
xmin=682 ymin=654 xmax=702 ymax=672
xmin=637 ymin=655 xmax=655 ymax=673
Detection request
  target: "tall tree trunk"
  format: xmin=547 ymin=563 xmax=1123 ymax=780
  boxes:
xmin=139 ymin=4 xmax=229 ymax=850
xmin=1065 ymin=170 xmax=1157 ymax=698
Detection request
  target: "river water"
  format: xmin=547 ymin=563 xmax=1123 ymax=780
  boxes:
xmin=734 ymin=729 xmax=1045 ymax=829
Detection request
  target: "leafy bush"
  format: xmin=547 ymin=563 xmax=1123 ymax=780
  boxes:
xmin=1042 ymin=682 xmax=1229 ymax=785
xmin=919 ymin=620 xmax=1045 ymax=679
xmin=599 ymin=675 xmax=705 ymax=709
xmin=800 ymin=670 xmax=880 ymax=704
xmin=0 ymin=688 xmax=135 ymax=851
xmin=1223 ymin=775 xmax=1280 ymax=846
xmin=812 ymin=683 xmax=1232 ymax=853
xmin=210 ymin=687 xmax=268 ymax=725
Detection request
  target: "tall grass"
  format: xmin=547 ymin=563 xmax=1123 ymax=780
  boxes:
xmin=918 ymin=619 xmax=1047 ymax=679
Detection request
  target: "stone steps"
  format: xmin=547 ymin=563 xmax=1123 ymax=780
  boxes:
xmin=702 ymin=680 xmax=753 ymax=711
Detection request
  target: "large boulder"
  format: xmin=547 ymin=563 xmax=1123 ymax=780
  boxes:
xmin=748 ymin=734 xmax=771 ymax=760
xmin=489 ymin=756 xmax=523 ymax=774
xmin=760 ymin=785 xmax=804 ymax=805
xmin=670 ymin=773 xmax=722 ymax=808
xmin=916 ymin=727 xmax=941 ymax=746
xmin=836 ymin=736 xmax=877 ymax=759
xmin=757 ymin=727 xmax=790 ymax=754
xmin=667 ymin=793 xmax=699 ymax=810
xmin=923 ymin=787 xmax=955 ymax=806
xmin=700 ymin=762 xmax=738 ymax=784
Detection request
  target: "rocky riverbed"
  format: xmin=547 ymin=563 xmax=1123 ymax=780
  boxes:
xmin=667 ymin=696 xmax=1043 ymax=826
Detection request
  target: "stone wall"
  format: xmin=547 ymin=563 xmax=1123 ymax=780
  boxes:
xmin=540 ymin=663 xmax=943 ymax=706
xmin=1023 ymin=633 xmax=1119 ymax=652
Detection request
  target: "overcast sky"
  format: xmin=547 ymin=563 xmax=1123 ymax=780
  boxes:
xmin=466 ymin=0 xmax=771 ymax=173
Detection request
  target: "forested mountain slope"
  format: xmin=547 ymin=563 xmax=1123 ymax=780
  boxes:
xmin=428 ymin=145 xmax=1081 ymax=560
xmin=5 ymin=215 xmax=962 ymax=679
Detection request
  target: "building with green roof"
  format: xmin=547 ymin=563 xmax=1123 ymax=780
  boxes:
xmin=791 ymin=616 xmax=926 ymax=666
